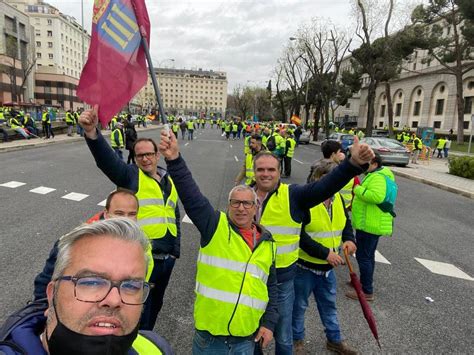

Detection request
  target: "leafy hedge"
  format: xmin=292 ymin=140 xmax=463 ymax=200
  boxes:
xmin=448 ymin=156 xmax=474 ymax=180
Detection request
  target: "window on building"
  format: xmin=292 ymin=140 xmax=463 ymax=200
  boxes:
xmin=395 ymin=103 xmax=402 ymax=116
xmin=464 ymin=121 xmax=470 ymax=130
xmin=47 ymin=31 xmax=52 ymax=37
xmin=36 ymin=52 xmax=42 ymax=58
xmin=464 ymin=96 xmax=473 ymax=114
xmin=36 ymin=41 xmax=41 ymax=47
xmin=394 ymin=121 xmax=400 ymax=127
xmin=411 ymin=121 xmax=418 ymax=128
xmin=47 ymin=19 xmax=52 ymax=25
xmin=379 ymin=121 xmax=384 ymax=127
xmin=380 ymin=105 xmax=386 ymax=117
xmin=413 ymin=101 xmax=421 ymax=116
xmin=48 ymin=42 xmax=53 ymax=48
xmin=48 ymin=53 xmax=53 ymax=59
xmin=435 ymin=99 xmax=444 ymax=115
xmin=345 ymin=102 xmax=351 ymax=109
xmin=35 ymin=31 xmax=41 ymax=36
xmin=433 ymin=121 xmax=441 ymax=129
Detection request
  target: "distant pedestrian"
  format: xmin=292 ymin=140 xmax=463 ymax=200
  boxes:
xmin=111 ymin=121 xmax=124 ymax=160
xmin=180 ymin=119 xmax=187 ymax=139
xmin=187 ymin=119 xmax=195 ymax=140
xmin=411 ymin=134 xmax=422 ymax=164
xmin=444 ymin=138 xmax=451 ymax=158
xmin=436 ymin=137 xmax=447 ymax=158
xmin=125 ymin=120 xmax=138 ymax=164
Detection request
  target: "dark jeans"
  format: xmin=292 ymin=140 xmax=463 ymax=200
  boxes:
xmin=181 ymin=129 xmax=186 ymax=139
xmin=113 ymin=148 xmax=123 ymax=160
xmin=43 ymin=123 xmax=54 ymax=138
xmin=188 ymin=130 xmax=194 ymax=140
xmin=192 ymin=330 xmax=255 ymax=355
xmin=0 ymin=128 xmax=8 ymax=142
xmin=127 ymin=149 xmax=135 ymax=164
xmin=355 ymin=230 xmax=380 ymax=294
xmin=139 ymin=256 xmax=176 ymax=330
xmin=283 ymin=157 xmax=292 ymax=177
xmin=275 ymin=279 xmax=295 ymax=355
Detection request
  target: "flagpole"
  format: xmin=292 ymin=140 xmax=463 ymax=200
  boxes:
xmin=129 ymin=0 xmax=167 ymax=125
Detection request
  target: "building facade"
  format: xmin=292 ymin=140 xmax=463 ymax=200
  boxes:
xmin=335 ymin=19 xmax=474 ymax=134
xmin=137 ymin=68 xmax=228 ymax=116
xmin=0 ymin=0 xmax=35 ymax=104
xmin=7 ymin=0 xmax=90 ymax=110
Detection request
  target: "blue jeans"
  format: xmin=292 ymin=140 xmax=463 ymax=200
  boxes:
xmin=355 ymin=230 xmax=380 ymax=294
xmin=139 ymin=256 xmax=176 ymax=330
xmin=274 ymin=279 xmax=294 ymax=355
xmin=77 ymin=124 xmax=84 ymax=136
xmin=192 ymin=330 xmax=255 ymax=355
xmin=188 ymin=130 xmax=194 ymax=140
xmin=293 ymin=267 xmax=341 ymax=343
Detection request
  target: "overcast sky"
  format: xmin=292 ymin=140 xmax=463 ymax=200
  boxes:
xmin=45 ymin=0 xmax=416 ymax=92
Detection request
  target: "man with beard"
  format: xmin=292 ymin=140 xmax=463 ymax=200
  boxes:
xmin=0 ymin=219 xmax=173 ymax=354
xmin=234 ymin=134 xmax=266 ymax=186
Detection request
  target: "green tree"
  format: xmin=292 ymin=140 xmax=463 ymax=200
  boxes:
xmin=412 ymin=0 xmax=474 ymax=143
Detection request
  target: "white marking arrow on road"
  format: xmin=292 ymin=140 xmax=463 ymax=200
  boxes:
xmin=98 ymin=199 xmax=107 ymax=207
xmin=30 ymin=186 xmax=56 ymax=195
xmin=375 ymin=250 xmax=391 ymax=264
xmin=62 ymin=192 xmax=89 ymax=202
xmin=0 ymin=181 xmax=26 ymax=188
xmin=234 ymin=156 xmax=239 ymax=162
xmin=230 ymin=144 xmax=233 ymax=148
xmin=182 ymin=214 xmax=193 ymax=224
xmin=415 ymin=258 xmax=474 ymax=281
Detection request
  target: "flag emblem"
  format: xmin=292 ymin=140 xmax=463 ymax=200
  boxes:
xmin=93 ymin=0 xmax=110 ymax=24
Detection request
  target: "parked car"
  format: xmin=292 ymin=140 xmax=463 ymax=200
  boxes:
xmin=298 ymin=129 xmax=311 ymax=144
xmin=371 ymin=129 xmax=389 ymax=137
xmin=324 ymin=133 xmax=355 ymax=152
xmin=361 ymin=137 xmax=410 ymax=167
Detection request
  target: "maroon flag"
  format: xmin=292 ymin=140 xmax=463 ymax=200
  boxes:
xmin=77 ymin=0 xmax=150 ymax=127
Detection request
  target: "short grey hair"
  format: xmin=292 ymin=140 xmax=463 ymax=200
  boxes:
xmin=228 ymin=185 xmax=258 ymax=205
xmin=308 ymin=159 xmax=338 ymax=182
xmin=52 ymin=218 xmax=150 ymax=280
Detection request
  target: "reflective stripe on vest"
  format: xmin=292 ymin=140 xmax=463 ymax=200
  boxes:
xmin=299 ymin=194 xmax=346 ymax=265
xmin=132 ymin=333 xmax=163 ymax=354
xmin=136 ymin=169 xmax=178 ymax=239
xmin=259 ymin=184 xmax=301 ymax=268
xmin=245 ymin=153 xmax=255 ymax=185
xmin=339 ymin=178 xmax=354 ymax=208
xmin=111 ymin=129 xmax=123 ymax=148
xmin=194 ymin=212 xmax=275 ymax=336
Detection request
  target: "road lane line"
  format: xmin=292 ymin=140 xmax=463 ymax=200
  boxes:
xmin=230 ymin=144 xmax=233 ymax=148
xmin=61 ymin=192 xmax=89 ymax=202
xmin=185 ymin=142 xmax=189 ymax=146
xmin=294 ymin=159 xmax=304 ymax=164
xmin=182 ymin=214 xmax=193 ymax=224
xmin=0 ymin=181 xmax=26 ymax=188
xmin=375 ymin=250 xmax=391 ymax=264
xmin=234 ymin=156 xmax=239 ymax=162
xmin=415 ymin=258 xmax=474 ymax=281
xmin=30 ymin=186 xmax=56 ymax=195
xmin=98 ymin=199 xmax=107 ymax=207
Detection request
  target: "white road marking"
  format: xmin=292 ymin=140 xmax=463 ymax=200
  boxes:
xmin=415 ymin=258 xmax=474 ymax=281
xmin=230 ymin=144 xmax=233 ymax=148
xmin=182 ymin=214 xmax=193 ymax=224
xmin=185 ymin=142 xmax=189 ymax=146
xmin=375 ymin=250 xmax=391 ymax=264
xmin=30 ymin=186 xmax=56 ymax=195
xmin=61 ymin=192 xmax=89 ymax=202
xmin=294 ymin=159 xmax=304 ymax=165
xmin=97 ymin=199 xmax=107 ymax=207
xmin=234 ymin=156 xmax=239 ymax=162
xmin=0 ymin=181 xmax=26 ymax=188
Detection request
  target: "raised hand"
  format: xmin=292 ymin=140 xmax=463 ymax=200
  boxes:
xmin=79 ymin=105 xmax=99 ymax=139
xmin=159 ymin=129 xmax=180 ymax=160
xmin=349 ymin=135 xmax=375 ymax=166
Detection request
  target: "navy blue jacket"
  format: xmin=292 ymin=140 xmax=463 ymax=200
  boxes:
xmin=85 ymin=130 xmax=180 ymax=257
xmin=0 ymin=301 xmax=173 ymax=354
xmin=255 ymin=158 xmax=365 ymax=282
xmin=165 ymin=155 xmax=279 ymax=333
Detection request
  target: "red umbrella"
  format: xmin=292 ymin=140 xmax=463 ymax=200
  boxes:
xmin=344 ymin=248 xmax=381 ymax=349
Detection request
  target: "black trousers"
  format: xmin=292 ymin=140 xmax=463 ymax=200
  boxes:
xmin=283 ymin=156 xmax=292 ymax=177
xmin=139 ymin=256 xmax=176 ymax=330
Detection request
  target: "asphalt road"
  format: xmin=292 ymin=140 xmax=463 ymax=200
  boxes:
xmin=1 ymin=127 xmax=473 ymax=354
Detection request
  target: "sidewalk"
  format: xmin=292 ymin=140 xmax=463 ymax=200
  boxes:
xmin=310 ymin=140 xmax=474 ymax=199
xmin=0 ymin=124 xmax=161 ymax=153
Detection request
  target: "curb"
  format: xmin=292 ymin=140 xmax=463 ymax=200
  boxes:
xmin=0 ymin=125 xmax=162 ymax=154
xmin=392 ymin=169 xmax=474 ymax=199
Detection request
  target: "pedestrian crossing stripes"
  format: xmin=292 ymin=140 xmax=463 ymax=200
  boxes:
xmin=414 ymin=258 xmax=474 ymax=281
xmin=182 ymin=214 xmax=193 ymax=224
xmin=62 ymin=192 xmax=89 ymax=202
xmin=30 ymin=186 xmax=56 ymax=195
xmin=0 ymin=181 xmax=26 ymax=188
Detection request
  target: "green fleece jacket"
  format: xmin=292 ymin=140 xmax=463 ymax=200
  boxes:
xmin=352 ymin=166 xmax=395 ymax=236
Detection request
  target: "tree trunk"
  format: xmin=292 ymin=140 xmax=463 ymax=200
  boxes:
xmin=365 ymin=80 xmax=376 ymax=137
xmin=324 ymin=100 xmax=331 ymax=138
xmin=304 ymin=103 xmax=311 ymax=128
xmin=385 ymin=82 xmax=394 ymax=137
xmin=455 ymin=71 xmax=465 ymax=144
xmin=312 ymin=99 xmax=322 ymax=141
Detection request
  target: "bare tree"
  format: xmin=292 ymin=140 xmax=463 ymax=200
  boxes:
xmin=280 ymin=44 xmax=307 ymax=120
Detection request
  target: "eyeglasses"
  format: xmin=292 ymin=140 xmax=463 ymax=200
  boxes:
xmin=229 ymin=199 xmax=255 ymax=209
xmin=135 ymin=152 xmax=156 ymax=160
xmin=56 ymin=276 xmax=153 ymax=305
